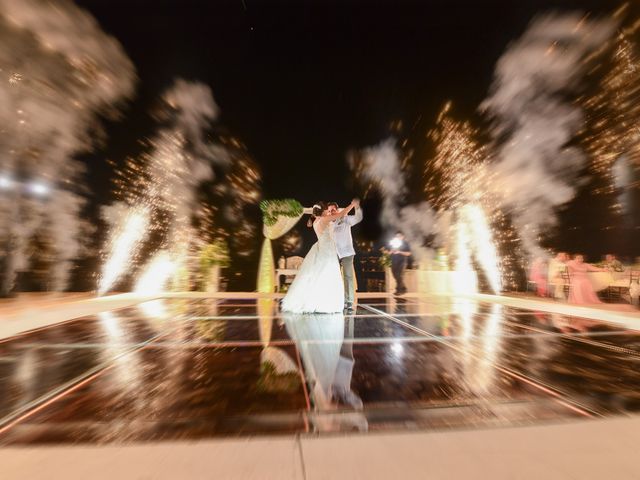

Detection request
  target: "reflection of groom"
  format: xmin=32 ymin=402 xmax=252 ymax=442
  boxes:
xmin=327 ymin=199 xmax=362 ymax=312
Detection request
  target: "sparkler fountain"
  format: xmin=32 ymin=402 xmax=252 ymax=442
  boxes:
xmin=98 ymin=80 xmax=262 ymax=296
xmin=351 ymin=136 xmax=503 ymax=296
xmin=0 ymin=0 xmax=135 ymax=294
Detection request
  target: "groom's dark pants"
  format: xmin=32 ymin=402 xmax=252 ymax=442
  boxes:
xmin=340 ymin=255 xmax=355 ymax=308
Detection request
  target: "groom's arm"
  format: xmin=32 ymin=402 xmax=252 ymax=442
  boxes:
xmin=346 ymin=207 xmax=363 ymax=226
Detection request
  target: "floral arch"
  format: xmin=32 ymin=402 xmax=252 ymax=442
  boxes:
xmin=257 ymin=199 xmax=312 ymax=293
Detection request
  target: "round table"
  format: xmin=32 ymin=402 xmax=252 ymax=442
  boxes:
xmin=587 ymin=271 xmax=630 ymax=292
xmin=587 ymin=272 xmax=615 ymax=292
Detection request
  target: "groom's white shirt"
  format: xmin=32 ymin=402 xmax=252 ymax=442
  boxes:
xmin=333 ymin=207 xmax=363 ymax=259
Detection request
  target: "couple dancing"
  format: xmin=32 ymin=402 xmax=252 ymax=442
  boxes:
xmin=281 ymin=199 xmax=363 ymax=313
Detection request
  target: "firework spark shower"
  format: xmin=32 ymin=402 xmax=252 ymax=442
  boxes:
xmin=0 ymin=1 xmax=636 ymax=299
xmin=99 ymin=79 xmax=233 ymax=294
xmin=348 ymin=139 xmax=438 ymax=265
xmin=350 ymin=12 xmax=621 ymax=287
xmin=4 ymin=3 xmax=640 ymax=471
xmin=0 ymin=0 xmax=135 ymax=293
xmin=482 ymin=13 xmax=615 ymax=258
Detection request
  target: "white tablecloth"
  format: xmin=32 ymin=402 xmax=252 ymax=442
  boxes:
xmin=587 ymin=272 xmax=629 ymax=292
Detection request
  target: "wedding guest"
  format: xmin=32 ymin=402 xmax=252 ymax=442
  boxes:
xmin=602 ymin=254 xmax=625 ymax=272
xmin=529 ymin=258 xmax=548 ymax=297
xmin=548 ymin=252 xmax=568 ymax=300
xmin=389 ymin=232 xmax=411 ymax=295
xmin=567 ymin=254 xmax=606 ymax=305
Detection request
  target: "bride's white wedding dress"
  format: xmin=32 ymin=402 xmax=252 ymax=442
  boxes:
xmin=281 ymin=220 xmax=344 ymax=313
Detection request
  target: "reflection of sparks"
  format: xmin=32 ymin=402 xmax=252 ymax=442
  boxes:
xmin=453 ymin=300 xmax=502 ymax=395
xmin=391 ymin=342 xmax=404 ymax=356
xmin=454 ymin=297 xmax=478 ymax=371
xmin=98 ymin=311 xmax=140 ymax=388
xmin=138 ymin=299 xmax=169 ymax=319
xmin=134 ymin=251 xmax=176 ymax=295
xmin=472 ymin=303 xmax=503 ymax=394
xmin=99 ymin=208 xmax=149 ymax=295
xmin=14 ymin=349 xmax=37 ymax=397
xmin=99 ymin=310 xmax=123 ymax=338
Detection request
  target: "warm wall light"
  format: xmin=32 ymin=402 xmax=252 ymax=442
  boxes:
xmin=0 ymin=175 xmax=13 ymax=190
xmin=28 ymin=181 xmax=49 ymax=197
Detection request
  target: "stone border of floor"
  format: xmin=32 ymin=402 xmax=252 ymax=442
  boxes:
xmin=470 ymin=293 xmax=640 ymax=329
xmin=1 ymin=415 xmax=639 ymax=479
xmin=2 ymin=291 xmax=639 ymax=341
xmin=0 ymin=294 xmax=162 ymax=340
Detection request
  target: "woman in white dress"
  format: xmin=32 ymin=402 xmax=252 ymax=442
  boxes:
xmin=281 ymin=201 xmax=356 ymax=313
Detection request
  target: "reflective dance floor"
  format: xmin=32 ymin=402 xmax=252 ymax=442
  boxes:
xmin=1 ymin=296 xmax=639 ymax=445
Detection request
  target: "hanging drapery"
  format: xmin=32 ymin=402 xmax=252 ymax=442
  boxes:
xmin=257 ymin=199 xmax=309 ymax=293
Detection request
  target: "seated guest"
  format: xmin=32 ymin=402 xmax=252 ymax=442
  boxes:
xmin=529 ymin=258 xmax=548 ymax=297
xmin=548 ymin=252 xmax=568 ymax=300
xmin=567 ymin=254 xmax=606 ymax=305
xmin=602 ymin=254 xmax=625 ymax=272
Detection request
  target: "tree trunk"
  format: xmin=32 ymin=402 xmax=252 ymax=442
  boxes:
xmin=207 ymin=265 xmax=220 ymax=293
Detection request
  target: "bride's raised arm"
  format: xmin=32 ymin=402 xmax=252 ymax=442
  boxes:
xmin=319 ymin=201 xmax=356 ymax=222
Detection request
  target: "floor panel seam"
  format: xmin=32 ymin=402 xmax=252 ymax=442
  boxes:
xmin=296 ymin=435 xmax=308 ymax=480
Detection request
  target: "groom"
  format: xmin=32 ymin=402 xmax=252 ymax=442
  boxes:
xmin=327 ymin=199 xmax=363 ymax=312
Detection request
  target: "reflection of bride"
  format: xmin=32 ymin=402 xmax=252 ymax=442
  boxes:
xmin=283 ymin=312 xmax=367 ymax=431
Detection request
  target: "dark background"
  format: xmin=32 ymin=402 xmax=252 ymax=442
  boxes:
xmin=75 ymin=0 xmax=634 ymax=271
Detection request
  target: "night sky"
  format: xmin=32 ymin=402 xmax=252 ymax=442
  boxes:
xmin=75 ymin=0 xmax=630 ymax=260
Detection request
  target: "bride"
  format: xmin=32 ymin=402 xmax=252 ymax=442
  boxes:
xmin=281 ymin=200 xmax=356 ymax=313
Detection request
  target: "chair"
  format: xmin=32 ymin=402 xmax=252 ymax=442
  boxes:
xmin=548 ymin=267 xmax=569 ymax=299
xmin=560 ymin=267 xmax=571 ymax=299
xmin=276 ymin=256 xmax=304 ymax=292
xmin=285 ymin=256 xmax=303 ymax=270
xmin=608 ymin=270 xmax=636 ymax=302
xmin=629 ymin=271 xmax=640 ymax=307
